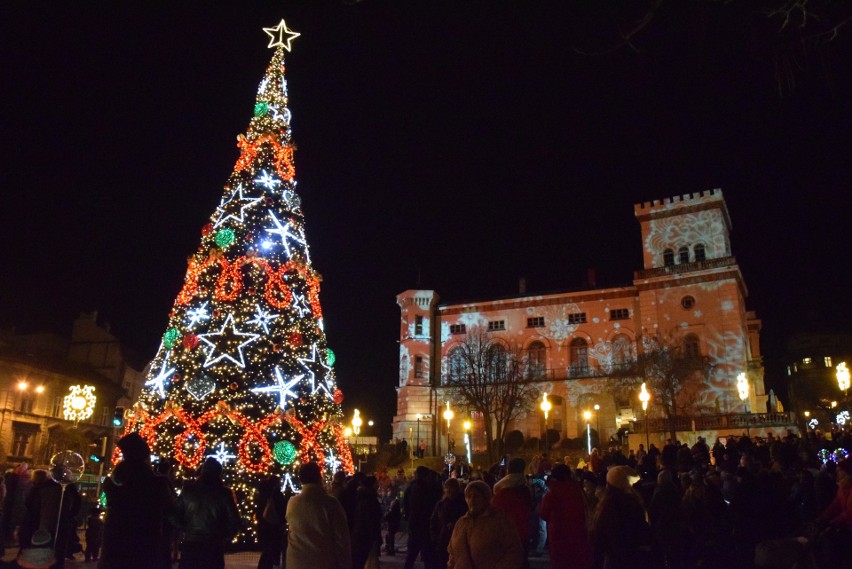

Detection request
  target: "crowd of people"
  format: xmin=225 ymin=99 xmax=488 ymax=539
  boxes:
xmin=0 ymin=426 xmax=849 ymax=569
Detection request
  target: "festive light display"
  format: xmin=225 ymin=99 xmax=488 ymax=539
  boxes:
xmin=63 ymin=385 xmax=96 ymax=423
xmin=119 ymin=20 xmax=352 ymax=543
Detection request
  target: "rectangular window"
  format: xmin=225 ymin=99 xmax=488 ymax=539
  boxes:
xmin=610 ymin=308 xmax=630 ymax=320
xmin=414 ymin=315 xmax=424 ymax=336
xmin=567 ymin=312 xmax=587 ymax=325
xmin=11 ymin=430 xmax=33 ymax=458
xmin=527 ymin=317 xmax=545 ymax=328
xmin=825 ymin=356 xmax=832 ymax=367
xmin=450 ymin=324 xmax=466 ymax=335
xmin=414 ymin=356 xmax=424 ymax=378
xmin=18 ymin=395 xmax=35 ymax=414
xmin=487 ymin=320 xmax=506 ymax=332
xmin=802 ymin=357 xmax=812 ymax=365
xmin=101 ymin=406 xmax=110 ymax=426
xmin=52 ymin=396 xmax=63 ymax=418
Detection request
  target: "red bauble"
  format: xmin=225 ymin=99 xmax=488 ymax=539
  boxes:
xmin=288 ymin=332 xmax=303 ymax=347
xmin=183 ymin=334 xmax=199 ymax=350
xmin=201 ymin=223 xmax=214 ymax=236
xmin=173 ymin=373 xmax=182 ymax=382
xmin=333 ymin=389 xmax=344 ymax=404
xmin=229 ymin=382 xmax=239 ymax=391
xmin=272 ymin=343 xmax=283 ymax=353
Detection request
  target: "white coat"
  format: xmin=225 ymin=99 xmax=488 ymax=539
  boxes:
xmin=286 ymin=483 xmax=351 ymax=569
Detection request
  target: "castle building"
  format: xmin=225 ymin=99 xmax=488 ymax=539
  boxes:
xmin=393 ymin=189 xmax=773 ymax=453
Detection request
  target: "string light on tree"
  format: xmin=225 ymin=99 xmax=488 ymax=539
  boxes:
xmin=120 ymin=19 xmax=351 ymax=544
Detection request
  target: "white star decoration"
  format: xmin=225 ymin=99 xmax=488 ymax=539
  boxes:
xmin=291 ymin=294 xmax=311 ymax=317
xmin=214 ymin=184 xmax=262 ymax=228
xmin=186 ymin=302 xmax=210 ymax=329
xmin=199 ymin=314 xmax=260 ymax=368
xmin=251 ymin=367 xmax=302 ymax=410
xmin=265 ymin=210 xmax=306 ymax=257
xmin=207 ymin=442 xmax=236 ymax=464
xmin=325 ymin=450 xmax=341 ymax=473
xmin=263 ymin=19 xmax=301 ymax=51
xmin=268 ymin=105 xmax=291 ymax=124
xmin=145 ymin=355 xmax=175 ymax=399
xmin=281 ymin=474 xmax=301 ymax=494
xmin=255 ymin=170 xmax=282 ymax=190
xmin=247 ymin=304 xmax=279 ymax=334
xmin=297 ymin=344 xmax=333 ymax=398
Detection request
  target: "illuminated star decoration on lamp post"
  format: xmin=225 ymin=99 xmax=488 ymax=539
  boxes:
xmin=263 ymin=19 xmax=301 ymax=51
xmin=250 ymin=367 xmax=302 ymax=410
xmin=837 ymin=362 xmax=850 ymax=401
xmin=540 ymin=393 xmax=551 ymax=454
xmin=638 ymin=382 xmax=651 ymax=449
xmin=198 ymin=313 xmax=261 ymax=368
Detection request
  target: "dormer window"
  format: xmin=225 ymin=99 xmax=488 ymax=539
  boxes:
xmin=678 ymin=246 xmax=690 ymax=264
xmin=663 ymin=249 xmax=674 ymax=267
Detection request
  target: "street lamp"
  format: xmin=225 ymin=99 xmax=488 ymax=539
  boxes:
xmin=351 ymin=409 xmax=362 ymax=469
xmin=463 ymin=420 xmax=472 ymax=466
xmin=583 ymin=409 xmax=592 ymax=455
xmin=837 ymin=362 xmax=850 ymax=401
xmin=540 ymin=393 xmax=551 ymax=453
xmin=443 ymin=401 xmax=454 ymax=455
xmin=415 ymin=413 xmax=421 ymax=459
xmin=594 ymin=403 xmax=601 ymax=442
xmin=639 ymin=382 xmax=651 ymax=449
xmin=737 ymin=372 xmax=750 ymax=437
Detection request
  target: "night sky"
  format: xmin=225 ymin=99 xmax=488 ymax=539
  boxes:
xmin=2 ymin=2 xmax=850 ymax=438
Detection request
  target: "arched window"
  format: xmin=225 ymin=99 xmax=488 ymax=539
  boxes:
xmin=447 ymin=348 xmax=466 ymax=382
xmin=611 ymin=334 xmax=632 ymax=371
xmin=527 ymin=341 xmax=546 ymax=378
xmin=684 ymin=334 xmax=701 ymax=359
xmin=678 ymin=246 xmax=690 ymax=264
xmin=569 ymin=338 xmax=589 ymax=377
xmin=694 ymin=243 xmax=706 ymax=262
xmin=663 ymin=248 xmax=674 ymax=267
xmin=486 ymin=344 xmax=508 ymax=382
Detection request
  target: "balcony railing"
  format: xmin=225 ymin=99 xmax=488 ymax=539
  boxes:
xmin=634 ymin=256 xmax=737 ymax=280
xmin=634 ymin=412 xmax=794 ymax=433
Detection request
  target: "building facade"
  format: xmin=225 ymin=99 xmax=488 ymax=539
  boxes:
xmin=0 ymin=312 xmax=136 ymax=470
xmin=393 ymin=189 xmax=771 ymax=453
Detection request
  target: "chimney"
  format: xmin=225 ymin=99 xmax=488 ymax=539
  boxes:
xmin=518 ymin=277 xmax=527 ymax=295
xmin=586 ymin=268 xmax=597 ymax=289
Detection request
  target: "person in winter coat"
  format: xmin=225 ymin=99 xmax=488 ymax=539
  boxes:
xmin=383 ymin=496 xmax=402 ymax=555
xmin=540 ymin=464 xmax=591 ymax=569
xmin=175 ymin=457 xmax=241 ymax=569
xmin=647 ymin=469 xmax=685 ymax=569
xmin=491 ymin=458 xmax=532 ymax=559
xmin=351 ymin=476 xmax=383 ymax=569
xmin=256 ymin=475 xmax=286 ymax=569
xmin=447 ymin=480 xmax=523 ymax=569
xmin=402 ymin=466 xmax=442 ymax=569
xmin=430 ymin=478 xmax=468 ymax=569
xmin=100 ymin=433 xmax=175 ymax=569
xmin=286 ymin=462 xmax=351 ymax=569
xmin=817 ymin=458 xmax=852 ymax=561
xmin=18 ymin=469 xmax=77 ymax=569
xmin=84 ymin=506 xmax=103 ymax=562
xmin=590 ymin=466 xmax=653 ymax=569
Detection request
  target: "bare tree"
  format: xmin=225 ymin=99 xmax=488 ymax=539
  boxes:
xmin=444 ymin=326 xmax=540 ymax=465
xmin=609 ymin=333 xmax=713 ymax=440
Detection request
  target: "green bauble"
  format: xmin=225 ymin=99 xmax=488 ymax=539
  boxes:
xmin=254 ymin=102 xmax=269 ymax=117
xmin=326 ymin=349 xmax=336 ymax=367
xmin=273 ymin=440 xmax=297 ymax=465
xmin=163 ymin=328 xmax=180 ymax=348
xmin=215 ymin=229 xmax=235 ymax=248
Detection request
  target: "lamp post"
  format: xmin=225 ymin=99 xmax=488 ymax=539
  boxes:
xmin=540 ymin=393 xmax=551 ymax=453
xmin=415 ymin=413 xmax=421 ymax=459
xmin=463 ymin=420 xmax=472 ymax=466
xmin=837 ymin=362 xmax=850 ymax=402
xmin=594 ymin=403 xmax=601 ymax=443
xmin=352 ymin=409 xmax=362 ymax=470
xmin=583 ymin=410 xmax=592 ymax=455
xmin=442 ymin=401 xmax=454 ymax=456
xmin=737 ymin=372 xmax=750 ymax=438
xmin=639 ymin=382 xmax=651 ymax=449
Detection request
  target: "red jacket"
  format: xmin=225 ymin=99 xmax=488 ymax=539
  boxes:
xmin=818 ymin=484 xmax=852 ymax=529
xmin=491 ymin=474 xmax=532 ymax=541
xmin=540 ymin=479 xmax=592 ymax=569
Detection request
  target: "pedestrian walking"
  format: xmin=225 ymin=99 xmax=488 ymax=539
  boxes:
xmin=84 ymin=506 xmax=103 ymax=562
xmin=590 ymin=466 xmax=654 ymax=569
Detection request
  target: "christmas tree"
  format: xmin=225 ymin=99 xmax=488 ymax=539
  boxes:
xmin=117 ymin=20 xmax=353 ymax=540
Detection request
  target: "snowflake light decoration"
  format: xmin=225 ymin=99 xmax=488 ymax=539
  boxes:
xmin=63 ymin=385 xmax=97 ymax=424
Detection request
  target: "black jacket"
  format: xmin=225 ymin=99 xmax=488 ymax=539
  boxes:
xmin=176 ymin=475 xmax=240 ymax=545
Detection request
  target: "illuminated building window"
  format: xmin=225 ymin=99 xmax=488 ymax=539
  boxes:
xmin=414 ymin=356 xmax=424 ymax=378
xmin=678 ymin=246 xmax=690 ymax=264
xmin=802 ymin=357 xmax=812 ymax=365
xmin=567 ymin=313 xmax=587 ymax=325
xmin=415 ymin=315 xmax=424 ymax=336
xmin=18 ymin=394 xmax=35 ymax=414
xmin=610 ymin=308 xmax=630 ymax=320
xmin=449 ymin=324 xmax=466 ymax=335
xmin=684 ymin=334 xmax=701 ymax=358
xmin=527 ymin=317 xmax=545 ymax=328
xmin=663 ymin=249 xmax=675 ymax=267
xmin=824 ymin=356 xmax=832 ymax=367
xmin=569 ymin=338 xmax=589 ymax=377
xmin=527 ymin=341 xmax=546 ymax=378
xmin=681 ymin=296 xmax=695 ymax=310
xmin=694 ymin=243 xmax=706 ymax=262
xmin=487 ymin=320 xmax=505 ymax=332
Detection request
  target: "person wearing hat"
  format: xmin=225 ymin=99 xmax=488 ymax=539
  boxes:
xmin=175 ymin=457 xmax=240 ymax=569
xmin=590 ymin=465 xmax=654 ymax=568
xmin=540 ymin=464 xmax=592 ymax=569
xmin=448 ymin=480 xmax=523 ymax=569
xmin=99 ymin=432 xmax=176 ymax=569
